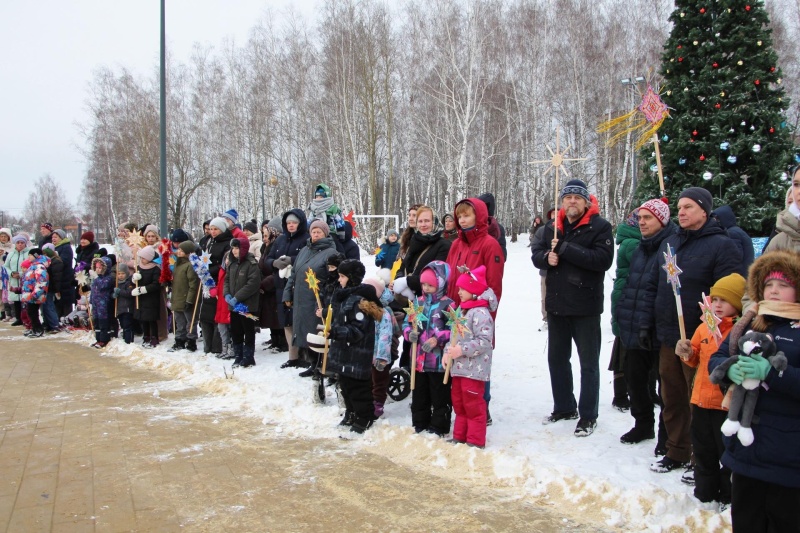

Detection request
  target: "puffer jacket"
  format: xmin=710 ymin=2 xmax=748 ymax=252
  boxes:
xmin=375 ymin=239 xmax=400 ymax=269
xmin=642 ymin=218 xmax=741 ymax=348
xmin=684 ymin=316 xmax=734 ymax=411
xmin=764 ymin=208 xmax=800 ymax=253
xmin=171 ymin=255 xmax=199 ymax=313
xmin=266 ymin=209 xmax=309 ymax=328
xmin=75 ymin=241 xmax=100 ymax=273
xmin=327 ymin=284 xmax=381 ymax=380
xmin=709 ymin=316 xmax=800 ymax=488
xmin=199 ymin=227 xmax=232 ymax=322
xmin=616 ymin=222 xmax=677 ymax=350
xmin=133 ymin=264 xmax=162 ymax=323
xmin=224 ymin=238 xmax=261 ymax=313
xmin=531 ymin=196 xmax=614 ymax=317
xmin=449 ymin=288 xmax=498 ymax=382
xmin=21 ymin=255 xmax=50 ymax=305
xmin=115 ymin=276 xmax=135 ymax=316
xmin=611 ymin=223 xmax=641 ymax=337
xmin=4 ymin=247 xmax=28 ymax=302
xmin=402 ymin=261 xmax=454 ymax=373
xmin=341 ymin=221 xmax=360 ymax=260
xmin=445 ymin=198 xmax=504 ymax=311
xmin=90 ymin=257 xmax=114 ymax=320
xmin=712 ymin=205 xmax=754 ymax=276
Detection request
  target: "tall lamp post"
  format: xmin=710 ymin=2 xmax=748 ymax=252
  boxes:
xmin=620 ymin=76 xmax=645 ymax=199
xmin=159 ymin=0 xmax=168 ymax=235
xmin=260 ymin=170 xmax=266 ymax=224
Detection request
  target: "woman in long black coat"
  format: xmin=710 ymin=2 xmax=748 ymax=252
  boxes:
xmin=132 ymin=246 xmax=162 ymax=348
xmin=265 ymin=209 xmax=309 ymax=367
xmin=258 ymin=226 xmax=283 ymax=350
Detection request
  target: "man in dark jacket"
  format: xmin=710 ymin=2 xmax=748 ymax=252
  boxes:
xmin=616 ymin=199 xmax=675 ymax=449
xmin=531 ymin=179 xmax=614 ymax=437
xmin=711 ymin=205 xmax=754 ymax=277
xmin=341 ymin=221 xmax=360 ymax=260
xmin=642 ymin=187 xmax=742 ymax=473
xmin=478 ymin=192 xmax=507 ymax=260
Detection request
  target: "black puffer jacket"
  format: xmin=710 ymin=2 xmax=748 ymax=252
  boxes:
xmin=341 ymin=221 xmax=360 ymax=260
xmin=199 ymin=228 xmax=233 ymax=322
xmin=75 ymin=241 xmax=100 ymax=273
xmin=531 ymin=200 xmax=614 ymax=316
xmin=616 ymin=222 xmax=677 ymax=350
xmin=133 ymin=266 xmax=162 ymax=322
xmin=327 ymin=284 xmax=381 ymax=380
xmin=641 ymin=218 xmax=742 ymax=347
xmin=398 ymin=230 xmax=451 ymax=296
xmin=712 ymin=205 xmax=754 ymax=277
xmin=265 ymin=209 xmax=309 ymax=327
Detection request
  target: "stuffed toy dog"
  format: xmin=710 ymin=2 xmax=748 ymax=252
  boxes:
xmin=709 ymin=331 xmax=788 ymax=446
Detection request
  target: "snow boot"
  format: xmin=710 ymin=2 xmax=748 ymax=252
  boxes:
xmin=230 ymin=344 xmax=244 ymax=368
xmin=620 ymin=425 xmax=655 ymax=444
xmin=217 ymin=343 xmax=235 ymax=360
xmin=168 ymin=339 xmax=186 ymax=352
xmin=236 ymin=345 xmax=256 ymax=368
xmin=186 ymin=339 xmax=197 ymax=352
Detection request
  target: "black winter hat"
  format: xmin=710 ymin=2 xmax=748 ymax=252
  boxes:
xmin=326 ymin=252 xmax=345 ymax=268
xmin=477 ymin=193 xmax=496 ymax=217
xmin=170 ymin=228 xmax=191 ymax=243
xmin=243 ymin=221 xmax=258 ymax=234
xmin=678 ymin=187 xmax=713 ymax=216
xmin=337 ymin=259 xmax=366 ymax=287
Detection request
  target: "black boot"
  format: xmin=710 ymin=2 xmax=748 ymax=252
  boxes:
xmin=230 ymin=344 xmax=245 ymax=367
xmin=186 ymin=339 xmax=197 ymax=352
xmin=238 ymin=345 xmax=256 ymax=368
xmin=168 ymin=339 xmax=186 ymax=352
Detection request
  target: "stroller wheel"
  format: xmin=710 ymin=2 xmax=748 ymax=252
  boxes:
xmin=387 ymin=367 xmax=411 ymax=401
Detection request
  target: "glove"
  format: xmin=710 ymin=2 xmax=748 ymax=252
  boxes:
xmin=132 ymin=272 xmax=142 ymax=282
xmin=727 ymin=362 xmax=745 ymax=385
xmin=376 ymin=250 xmax=386 ymax=261
xmin=225 ymin=295 xmax=238 ymax=308
xmin=638 ymin=328 xmax=653 ymax=352
xmin=675 ymin=339 xmax=693 ymax=360
xmin=131 ymin=286 xmax=147 ymax=297
xmin=279 ymin=265 xmax=293 ymax=279
xmin=420 ymin=337 xmax=438 ymax=353
xmin=209 ymin=287 xmax=218 ymax=298
xmin=273 ymin=255 xmax=291 ymax=270
xmin=89 ymin=270 xmax=98 ymax=280
xmin=738 ymin=354 xmax=771 ymax=381
xmin=112 ymin=288 xmax=121 ymax=299
xmin=408 ymin=330 xmax=420 ymax=343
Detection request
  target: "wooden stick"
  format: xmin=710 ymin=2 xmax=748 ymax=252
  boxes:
xmin=188 ymin=284 xmax=202 ymax=333
xmin=443 ymin=331 xmax=458 ymax=385
xmin=134 ymin=251 xmax=140 ymax=310
xmin=321 ymin=304 xmax=332 ymax=375
xmin=652 ymin=133 xmax=666 ymax=196
xmin=674 ymin=288 xmax=686 ymax=341
xmin=114 ymin=270 xmax=119 ymax=316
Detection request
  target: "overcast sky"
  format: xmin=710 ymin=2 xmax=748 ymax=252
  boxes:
xmin=0 ymin=0 xmax=317 ymax=220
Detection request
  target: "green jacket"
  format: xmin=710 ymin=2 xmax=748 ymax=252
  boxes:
xmin=171 ymin=256 xmax=198 ymax=312
xmin=611 ymin=223 xmax=641 ymax=337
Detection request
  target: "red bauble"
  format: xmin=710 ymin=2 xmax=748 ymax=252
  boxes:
xmin=679 ymin=57 xmax=684 ymax=62
xmin=715 ymin=103 xmax=721 ymax=109
xmin=713 ymin=62 xmax=719 ymax=68
xmin=678 ymin=45 xmax=682 ymax=49
xmin=770 ymin=127 xmax=775 ymax=133
xmin=770 ymin=66 xmax=776 ymax=72
xmin=700 ymin=154 xmax=706 ymax=161
xmin=692 ymin=130 xmax=698 ymax=136
xmin=745 ymin=5 xmax=751 ymax=11
xmin=700 ymin=7 xmax=706 ymax=13
xmin=755 ymin=79 xmax=760 ymax=85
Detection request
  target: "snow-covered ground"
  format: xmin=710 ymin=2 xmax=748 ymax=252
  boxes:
xmin=61 ymin=237 xmax=731 ymax=531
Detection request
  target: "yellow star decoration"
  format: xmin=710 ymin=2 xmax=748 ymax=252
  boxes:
xmin=125 ymin=229 xmax=146 ymax=249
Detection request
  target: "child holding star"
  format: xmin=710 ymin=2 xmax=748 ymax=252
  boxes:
xmin=402 ymin=260 xmax=455 ymax=436
xmin=674 ymin=273 xmax=745 ymax=505
xmin=443 ymin=265 xmax=497 ymax=448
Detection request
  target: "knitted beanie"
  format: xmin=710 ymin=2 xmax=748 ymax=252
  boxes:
xmin=178 ymin=241 xmax=197 ymax=255
xmin=419 ymin=268 xmax=438 ymax=288
xmin=209 ymin=217 xmax=228 ymax=232
xmin=81 ymin=231 xmax=95 ymax=243
xmin=560 ymin=179 xmax=591 ymax=202
xmin=710 ymin=273 xmax=746 ymax=313
xmin=456 ymin=265 xmax=488 ymax=296
xmin=138 ymin=246 xmax=157 ymax=262
xmin=624 ymin=209 xmax=639 ymax=227
xmin=678 ymin=187 xmax=713 ymax=215
xmin=639 ymin=198 xmax=671 ymax=227
xmin=309 ymin=219 xmax=330 ymax=237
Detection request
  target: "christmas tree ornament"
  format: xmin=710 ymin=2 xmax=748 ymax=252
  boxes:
xmin=680 ymin=12 xmax=685 ymax=17
xmin=713 ymin=62 xmax=718 ymax=68
xmin=750 ymin=126 xmax=755 ymax=131
xmin=703 ymin=171 xmax=713 ymax=181
xmin=700 ymin=154 xmax=706 ymax=161
xmin=781 ymin=172 xmax=789 ymax=181
xmin=740 ymin=121 xmax=747 ymax=126
xmin=699 ymin=8 xmax=705 ymax=14
xmin=684 ymin=87 xmax=689 ymax=92
xmin=720 ymin=142 xmax=730 ymax=150
xmin=795 ymin=153 xmax=800 ymax=163
xmin=769 ymin=127 xmax=775 ymax=133
xmin=666 ymin=90 xmax=672 ymax=95
xmin=720 ymin=91 xmax=725 ymax=97
xmin=662 ymin=134 xmax=669 ymax=142
xmin=679 ymin=158 xmax=687 ymax=165
xmin=757 ymin=40 xmax=762 ymax=46
xmin=693 ymin=40 xmax=699 ymax=45
xmin=738 ymin=60 xmax=744 ymax=66
xmin=770 ymin=67 xmax=776 ymax=72
xmin=715 ymin=33 xmax=720 ymax=37
xmin=692 ymin=130 xmax=698 ymax=136
xmin=650 ymin=164 xmax=659 ymax=172
xmin=752 ymin=144 xmax=761 ymax=152
xmin=678 ymin=57 xmax=684 ymax=62
xmin=777 ymin=78 xmax=782 ymax=84
xmin=754 ymin=79 xmax=760 ymax=85
xmin=729 ymin=128 xmax=735 ymax=133
xmin=727 ymin=155 xmax=738 ymax=164
xmin=746 ymin=5 xmax=751 ymax=11
xmin=715 ymin=103 xmax=721 ymax=109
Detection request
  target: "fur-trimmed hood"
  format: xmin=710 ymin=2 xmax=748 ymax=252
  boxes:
xmin=747 ymin=249 xmax=800 ymax=302
xmin=358 ymin=299 xmax=385 ymax=321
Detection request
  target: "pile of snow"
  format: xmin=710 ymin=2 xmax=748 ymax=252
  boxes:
xmin=64 ymin=237 xmax=730 ymax=530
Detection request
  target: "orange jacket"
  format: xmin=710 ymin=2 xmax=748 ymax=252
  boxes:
xmin=684 ymin=316 xmax=735 ymax=410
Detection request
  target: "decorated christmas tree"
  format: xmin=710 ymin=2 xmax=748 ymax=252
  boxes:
xmin=639 ymin=0 xmax=796 ymax=235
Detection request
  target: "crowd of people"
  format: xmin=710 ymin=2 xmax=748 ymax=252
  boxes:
xmin=2 ymin=173 xmax=799 ymax=530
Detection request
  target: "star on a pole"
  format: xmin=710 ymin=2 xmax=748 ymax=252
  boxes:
xmin=662 ymin=244 xmax=683 ymax=289
xmin=699 ymin=292 xmax=723 ymax=345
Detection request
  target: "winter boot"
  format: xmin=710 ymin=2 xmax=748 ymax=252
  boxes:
xmin=186 ymin=339 xmax=197 ymax=352
xmin=168 ymin=339 xmax=186 ymax=352
xmin=217 ymin=343 xmax=235 ymax=360
xmin=373 ymin=401 xmax=385 ymax=419
xmin=149 ymin=337 xmax=159 ymax=349
xmin=142 ymin=336 xmax=151 ymax=347
xmin=612 ymin=372 xmax=630 ymax=412
xmin=620 ymin=425 xmax=655 ymax=444
xmin=230 ymin=344 xmax=244 ymax=367
xmin=236 ymin=345 xmax=256 ymax=368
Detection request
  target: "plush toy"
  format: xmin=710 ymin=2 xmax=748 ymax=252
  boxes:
xmin=709 ymin=330 xmax=788 ymax=446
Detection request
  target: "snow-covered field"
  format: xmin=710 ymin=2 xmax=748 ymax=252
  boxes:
xmin=61 ymin=237 xmax=731 ymax=531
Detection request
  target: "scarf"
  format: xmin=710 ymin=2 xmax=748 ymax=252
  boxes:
xmin=309 ymin=197 xmax=335 ymax=218
xmin=757 ymin=300 xmax=800 ymax=321
xmin=460 ymin=297 xmax=489 ymax=310
xmin=263 ymin=226 xmax=280 ymax=246
xmin=731 ymin=301 xmax=800 ymax=353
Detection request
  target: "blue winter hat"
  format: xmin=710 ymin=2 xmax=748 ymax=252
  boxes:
xmin=223 ymin=209 xmax=239 ymax=225
xmin=560 ymin=179 xmax=591 ymax=202
xmin=315 ymin=186 xmax=327 ymax=198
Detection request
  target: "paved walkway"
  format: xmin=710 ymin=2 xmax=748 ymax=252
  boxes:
xmin=0 ymin=324 xmax=589 ymax=532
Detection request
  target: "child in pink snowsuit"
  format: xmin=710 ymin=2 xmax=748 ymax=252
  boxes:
xmin=443 ymin=265 xmax=496 ymax=448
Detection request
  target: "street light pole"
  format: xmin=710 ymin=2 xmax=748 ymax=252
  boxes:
xmin=159 ymin=0 xmax=168 ymax=235
xmin=260 ymin=170 xmax=266 ymax=223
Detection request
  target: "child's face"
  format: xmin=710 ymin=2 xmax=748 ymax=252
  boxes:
xmin=421 ymin=282 xmax=437 ymax=294
xmin=764 ymin=279 xmax=797 ymax=303
xmin=388 ymin=233 xmax=398 ymax=243
xmin=117 ymin=270 xmax=126 ymax=281
xmin=327 ymin=264 xmax=338 ymax=273
xmin=94 ymin=262 xmax=105 ymax=275
xmin=145 ymin=232 xmax=159 ymax=245
xmin=711 ymin=296 xmax=738 ymax=318
xmin=231 ymin=247 xmax=240 ymax=259
xmin=175 ymin=248 xmax=186 ymax=258
xmin=458 ymin=287 xmax=475 ymax=302
xmin=338 ymin=273 xmax=349 ymax=288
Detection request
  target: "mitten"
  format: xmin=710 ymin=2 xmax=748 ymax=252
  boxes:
xmin=408 ymin=330 xmax=419 ymax=343
xmin=131 ymin=287 xmax=147 ymax=297
xmin=89 ymin=270 xmax=98 ymax=280
xmin=727 ymin=362 xmax=745 ymax=385
xmin=738 ymin=354 xmax=771 ymax=381
xmin=112 ymin=288 xmax=121 ymax=299
xmin=675 ymin=339 xmax=693 ymax=360
xmin=225 ymin=294 xmax=238 ymax=308
xmin=273 ymin=255 xmax=291 ymax=270
xmin=279 ymin=265 xmax=292 ymax=279
xmin=132 ymin=272 xmax=142 ymax=282
xmin=420 ymin=337 xmax=438 ymax=353
xmin=209 ymin=287 xmax=218 ymax=298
